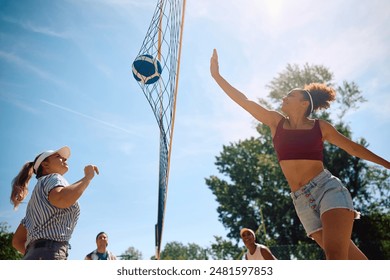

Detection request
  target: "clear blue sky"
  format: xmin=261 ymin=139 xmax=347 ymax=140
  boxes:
xmin=1 ymin=0 xmax=389 ymax=260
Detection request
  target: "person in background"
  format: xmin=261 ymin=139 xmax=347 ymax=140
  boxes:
xmin=85 ymin=232 xmax=117 ymax=260
xmin=240 ymin=228 xmax=277 ymax=260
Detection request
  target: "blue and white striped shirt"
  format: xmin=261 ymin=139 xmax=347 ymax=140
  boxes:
xmin=21 ymin=173 xmax=80 ymax=246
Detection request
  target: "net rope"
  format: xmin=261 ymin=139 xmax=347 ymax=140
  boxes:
xmin=133 ymin=0 xmax=186 ymax=259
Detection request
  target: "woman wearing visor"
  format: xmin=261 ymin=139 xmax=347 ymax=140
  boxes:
xmin=11 ymin=146 xmax=99 ymax=260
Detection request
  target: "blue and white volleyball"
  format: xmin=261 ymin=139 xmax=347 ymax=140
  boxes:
xmin=132 ymin=54 xmax=162 ymax=85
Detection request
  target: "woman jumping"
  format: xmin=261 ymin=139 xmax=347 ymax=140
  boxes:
xmin=210 ymin=49 xmax=389 ymax=260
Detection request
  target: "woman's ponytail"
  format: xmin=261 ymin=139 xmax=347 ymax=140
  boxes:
xmin=11 ymin=161 xmax=34 ymax=209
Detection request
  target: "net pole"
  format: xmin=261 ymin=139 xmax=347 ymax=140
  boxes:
xmin=165 ymin=0 xmax=186 ymax=208
xmin=157 ymin=0 xmax=163 ymax=61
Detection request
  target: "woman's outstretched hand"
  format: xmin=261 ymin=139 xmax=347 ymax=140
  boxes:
xmin=210 ymin=48 xmax=220 ymax=79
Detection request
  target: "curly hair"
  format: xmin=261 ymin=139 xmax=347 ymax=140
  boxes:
xmin=302 ymin=83 xmax=336 ymax=116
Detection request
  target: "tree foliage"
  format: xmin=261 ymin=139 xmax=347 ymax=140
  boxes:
xmin=120 ymin=246 xmax=143 ymax=260
xmin=157 ymin=241 xmax=209 ymax=260
xmin=151 ymin=238 xmax=243 ymax=260
xmin=0 ymin=222 xmax=23 ymax=260
xmin=267 ymin=63 xmax=334 ymax=101
xmin=352 ymin=212 xmax=390 ymax=260
xmin=206 ymin=63 xmax=390 ymax=259
xmin=206 ymin=126 xmax=304 ymax=246
xmin=208 ymin=236 xmax=243 ymax=260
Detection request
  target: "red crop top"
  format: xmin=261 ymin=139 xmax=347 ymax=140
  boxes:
xmin=272 ymin=118 xmax=323 ymax=162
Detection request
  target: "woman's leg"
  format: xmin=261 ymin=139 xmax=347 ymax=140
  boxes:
xmin=321 ymin=208 xmax=353 ymax=259
xmin=347 ymin=240 xmax=368 ymax=260
xmin=311 ymin=231 xmax=367 ymax=260
xmin=311 ymin=208 xmax=367 ymax=259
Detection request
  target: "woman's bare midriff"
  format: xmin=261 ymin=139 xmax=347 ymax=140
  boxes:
xmin=279 ymin=160 xmax=325 ymax=192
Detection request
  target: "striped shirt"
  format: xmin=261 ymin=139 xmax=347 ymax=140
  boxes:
xmin=21 ymin=173 xmax=80 ymax=246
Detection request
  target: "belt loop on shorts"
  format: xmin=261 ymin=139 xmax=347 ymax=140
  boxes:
xmin=291 ymin=170 xmax=329 ymax=199
xmin=291 ymin=184 xmax=306 ymax=199
xmin=311 ymin=169 xmax=330 ymax=186
xmin=291 ymin=180 xmax=317 ymax=199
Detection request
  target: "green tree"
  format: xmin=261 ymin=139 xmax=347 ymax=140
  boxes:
xmin=157 ymin=241 xmax=208 ymax=260
xmin=206 ymin=63 xmax=389 ymax=259
xmin=352 ymin=212 xmax=390 ymax=260
xmin=0 ymin=222 xmax=23 ymax=260
xmin=208 ymin=236 xmax=243 ymax=260
xmin=267 ymin=63 xmax=334 ymax=100
xmin=119 ymin=246 xmax=143 ymax=260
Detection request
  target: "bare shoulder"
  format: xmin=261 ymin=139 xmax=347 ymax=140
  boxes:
xmin=268 ymin=111 xmax=285 ymax=129
xmin=318 ymin=119 xmax=353 ymax=148
xmin=318 ymin=119 xmax=333 ymax=127
xmin=259 ymin=245 xmax=276 ymax=260
xmin=318 ymin=119 xmax=336 ymax=136
xmin=258 ymin=244 xmax=270 ymax=251
xmin=267 ymin=111 xmax=285 ymax=136
xmin=245 ymin=99 xmax=284 ymax=129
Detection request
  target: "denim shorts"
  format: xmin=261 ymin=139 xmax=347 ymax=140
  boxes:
xmin=290 ymin=169 xmax=360 ymax=237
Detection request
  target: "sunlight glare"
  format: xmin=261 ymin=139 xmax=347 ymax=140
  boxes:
xmin=264 ymin=0 xmax=283 ymax=20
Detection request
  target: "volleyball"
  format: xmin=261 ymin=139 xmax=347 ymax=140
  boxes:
xmin=132 ymin=54 xmax=162 ymax=85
